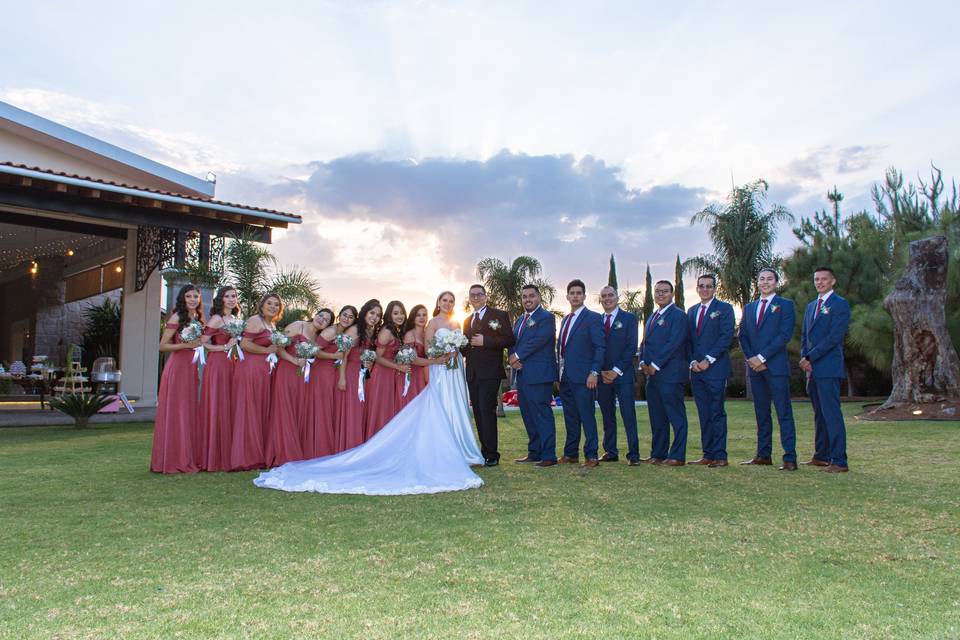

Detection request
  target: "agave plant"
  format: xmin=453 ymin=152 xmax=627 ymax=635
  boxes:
xmin=48 ymin=393 xmax=114 ymax=429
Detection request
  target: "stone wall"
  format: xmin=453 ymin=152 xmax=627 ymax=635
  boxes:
xmin=35 ymin=289 xmax=122 ymax=367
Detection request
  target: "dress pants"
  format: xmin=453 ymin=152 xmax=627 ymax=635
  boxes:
xmin=691 ymin=376 xmax=728 ymax=461
xmin=559 ymin=377 xmax=598 ymax=459
xmin=597 ymin=378 xmax=639 ymax=461
xmin=807 ymin=376 xmax=847 ymax=467
xmin=518 ymin=380 xmax=556 ymax=461
xmin=750 ymin=370 xmax=796 ymax=462
xmin=645 ymin=376 xmax=688 ymax=462
xmin=468 ymin=377 xmax=501 ymax=461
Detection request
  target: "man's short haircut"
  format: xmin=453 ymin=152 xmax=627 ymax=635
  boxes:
xmin=814 ymin=266 xmax=836 ymax=278
xmin=697 ymin=274 xmax=717 ymax=287
xmin=654 ymin=280 xmax=674 ymax=293
xmin=469 ymin=283 xmax=486 ymax=293
xmin=521 ymin=284 xmax=541 ymax=295
xmin=566 ymin=279 xmax=586 ymax=293
xmin=757 ymin=267 xmax=780 ymax=282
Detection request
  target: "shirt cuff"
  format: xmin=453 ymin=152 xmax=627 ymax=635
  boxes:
xmin=689 ymin=361 xmax=697 ymax=369
xmin=756 ymin=354 xmax=766 ymax=364
xmin=705 ymin=355 xmax=716 ymax=364
xmin=650 ymin=362 xmax=660 ymax=371
xmin=612 ymin=366 xmax=623 ymax=376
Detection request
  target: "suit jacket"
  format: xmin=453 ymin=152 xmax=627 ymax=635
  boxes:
xmin=600 ymin=309 xmax=638 ymax=383
xmin=687 ymin=299 xmax=735 ymax=381
xmin=511 ymin=306 xmax=558 ymax=385
xmin=638 ymin=304 xmax=689 ymax=384
xmin=801 ymin=293 xmax=850 ymax=379
xmin=738 ymin=295 xmax=795 ymax=377
xmin=555 ymin=308 xmax=605 ymax=384
xmin=462 ymin=307 xmax=514 ymax=381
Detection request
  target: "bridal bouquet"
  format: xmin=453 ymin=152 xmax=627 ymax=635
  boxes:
xmin=428 ymin=328 xmax=468 ymax=369
xmin=333 ymin=333 xmax=354 ymax=367
xmin=295 ymin=341 xmax=320 ymax=382
xmin=222 ymin=317 xmax=246 ymax=361
xmin=358 ymin=349 xmax=377 ymax=401
xmin=266 ymin=330 xmax=290 ymax=373
xmin=395 ymin=345 xmax=417 ymax=396
xmin=180 ymin=321 xmax=205 ymax=366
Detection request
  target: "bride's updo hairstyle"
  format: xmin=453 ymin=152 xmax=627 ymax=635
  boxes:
xmin=432 ymin=291 xmax=456 ymax=317
xmin=356 ymin=298 xmax=383 ymax=349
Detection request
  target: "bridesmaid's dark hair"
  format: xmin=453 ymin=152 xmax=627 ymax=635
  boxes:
xmin=381 ymin=300 xmax=407 ymax=341
xmin=170 ymin=284 xmax=204 ymax=334
xmin=402 ymin=304 xmax=428 ymax=337
xmin=255 ymin=292 xmax=284 ymax=324
xmin=355 ymin=299 xmax=383 ymax=349
xmin=314 ymin=308 xmax=334 ymax=329
xmin=337 ymin=305 xmax=358 ymax=328
xmin=209 ymin=286 xmax=240 ymax=319
xmin=432 ymin=291 xmax=456 ymax=317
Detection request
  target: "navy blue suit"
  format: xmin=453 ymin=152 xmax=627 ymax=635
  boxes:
xmin=801 ymin=292 xmax=850 ymax=467
xmin=598 ymin=309 xmax=640 ymax=461
xmin=512 ymin=306 xmax=558 ymax=461
xmin=638 ymin=303 xmax=689 ymax=461
xmin=738 ymin=295 xmax=797 ymax=462
xmin=687 ymin=299 xmax=735 ymax=461
xmin=556 ymin=308 xmax=605 ymax=460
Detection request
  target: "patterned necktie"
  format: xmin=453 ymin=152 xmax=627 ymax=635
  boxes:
xmin=757 ymin=299 xmax=768 ymax=326
xmin=696 ymin=304 xmax=706 ymax=336
xmin=604 ymin=314 xmax=612 ymax=336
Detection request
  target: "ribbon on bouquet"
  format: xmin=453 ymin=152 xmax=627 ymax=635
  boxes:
xmin=301 ymin=358 xmax=315 ymax=383
xmin=402 ymin=372 xmax=411 ymax=397
xmin=192 ymin=345 xmax=206 ymax=367
xmin=357 ymin=367 xmax=367 ymax=402
xmin=265 ymin=352 xmax=278 ymax=373
xmin=229 ymin=343 xmax=245 ymax=361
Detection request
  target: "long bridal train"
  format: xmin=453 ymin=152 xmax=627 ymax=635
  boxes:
xmin=254 ymin=356 xmax=484 ymax=495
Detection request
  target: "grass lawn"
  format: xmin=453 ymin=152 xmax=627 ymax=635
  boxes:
xmin=1 ymin=401 xmax=958 ymax=639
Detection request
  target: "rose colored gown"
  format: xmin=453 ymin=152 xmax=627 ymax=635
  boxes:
xmin=199 ymin=326 xmax=234 ymax=471
xmin=264 ymin=334 xmax=308 ymax=467
xmin=229 ymin=329 xmax=272 ymax=471
xmin=302 ymin=335 xmax=337 ymax=458
xmin=398 ymin=340 xmax=428 ymax=410
xmin=151 ymin=322 xmax=202 ymax=473
xmin=334 ymin=347 xmax=365 ymax=452
xmin=363 ymin=338 xmax=402 ymax=439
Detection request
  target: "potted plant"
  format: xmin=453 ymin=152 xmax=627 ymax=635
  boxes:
xmin=47 ymin=393 xmax=114 ymax=429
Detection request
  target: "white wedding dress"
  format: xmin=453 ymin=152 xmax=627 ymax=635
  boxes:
xmin=253 ymin=354 xmax=484 ymax=495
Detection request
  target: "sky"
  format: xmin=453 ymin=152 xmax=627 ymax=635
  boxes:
xmin=3 ymin=0 xmax=959 ymax=315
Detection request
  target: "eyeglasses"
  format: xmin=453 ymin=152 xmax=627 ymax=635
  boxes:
xmin=469 ymin=292 xmax=486 ymax=298
xmin=654 ymin=289 xmax=672 ymax=295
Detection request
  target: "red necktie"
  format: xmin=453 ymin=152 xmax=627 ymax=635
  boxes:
xmin=517 ymin=313 xmax=530 ymax=338
xmin=757 ymin=299 xmax=768 ymax=326
xmin=814 ymin=297 xmax=823 ymax=319
xmin=696 ymin=304 xmax=706 ymax=336
xmin=472 ymin=312 xmax=480 ymax=335
xmin=604 ymin=314 xmax=612 ymax=336
xmin=559 ymin=314 xmax=573 ymax=356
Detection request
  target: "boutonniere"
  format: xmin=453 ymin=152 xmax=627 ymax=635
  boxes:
xmin=526 ymin=318 xmax=537 ymax=328
xmin=614 ymin=320 xmax=623 ymax=330
xmin=821 ymin=305 xmax=831 ymax=315
xmin=488 ymin=319 xmax=501 ymax=330
xmin=770 ymin=304 xmax=780 ymax=313
xmin=657 ymin=318 xmax=665 ymax=327
xmin=709 ymin=310 xmax=720 ymax=319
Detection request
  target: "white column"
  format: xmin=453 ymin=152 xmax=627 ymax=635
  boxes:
xmin=118 ymin=229 xmax=162 ymax=407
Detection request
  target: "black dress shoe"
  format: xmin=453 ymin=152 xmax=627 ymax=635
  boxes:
xmin=515 ymin=455 xmax=540 ymax=463
xmin=599 ymin=453 xmax=619 ymax=462
xmin=484 ymin=458 xmax=499 ymax=467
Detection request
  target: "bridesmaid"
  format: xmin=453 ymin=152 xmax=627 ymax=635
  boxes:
xmin=399 ymin=304 xmax=432 ymax=409
xmin=263 ymin=311 xmax=316 ymax=468
xmin=303 ymin=308 xmax=344 ymax=459
xmin=363 ymin=301 xmax=410 ymax=438
xmin=335 ymin=299 xmax=381 ymax=451
xmin=151 ymin=284 xmax=204 ymax=474
xmin=199 ymin=286 xmax=240 ymax=471
xmin=229 ymin=292 xmax=283 ymax=471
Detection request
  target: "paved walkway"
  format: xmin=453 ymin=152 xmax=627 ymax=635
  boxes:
xmin=0 ymin=406 xmax=155 ymax=428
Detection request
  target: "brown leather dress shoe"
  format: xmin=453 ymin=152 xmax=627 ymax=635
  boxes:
xmin=740 ymin=457 xmax=773 ymax=465
xmin=514 ymin=455 xmax=540 ymax=463
xmin=535 ymin=460 xmax=558 ymax=468
xmin=801 ymin=458 xmax=830 ymax=467
xmin=640 ymin=457 xmax=665 ymax=465
xmin=823 ymin=464 xmax=849 ymax=473
xmin=689 ymin=458 xmax=713 ymax=465
xmin=662 ymin=459 xmax=685 ymax=467
xmin=558 ymin=456 xmax=579 ymax=464
xmin=627 ymin=459 xmax=642 ymax=466
xmin=707 ymin=460 xmax=729 ymax=468
xmin=779 ymin=461 xmax=798 ymax=471
xmin=599 ymin=453 xmax=619 ymax=462
xmin=582 ymin=459 xmax=600 ymax=468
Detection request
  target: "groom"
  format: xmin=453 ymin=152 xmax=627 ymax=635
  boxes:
xmin=462 ymin=284 xmax=515 ymax=467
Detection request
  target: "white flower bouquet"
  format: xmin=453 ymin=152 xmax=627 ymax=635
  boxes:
xmin=266 ymin=330 xmax=290 ymax=373
xmin=333 ymin=333 xmax=355 ymax=367
xmin=395 ymin=345 xmax=417 ymax=396
xmin=358 ymin=349 xmax=377 ymax=401
xmin=428 ymin=328 xmax=468 ymax=369
xmin=295 ymin=341 xmax=320 ymax=381
xmin=180 ymin=321 xmax=205 ymax=366
xmin=222 ymin=317 xmax=246 ymax=360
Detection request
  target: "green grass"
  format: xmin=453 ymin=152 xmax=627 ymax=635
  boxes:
xmin=1 ymin=402 xmax=958 ymax=639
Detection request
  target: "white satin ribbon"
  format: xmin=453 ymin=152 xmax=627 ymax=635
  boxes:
xmin=192 ymin=345 xmax=206 ymax=366
xmin=402 ymin=372 xmax=411 ymax=397
xmin=358 ymin=367 xmax=366 ymax=402
xmin=231 ymin=344 xmax=245 ymax=361
xmin=302 ymin=358 xmax=315 ymax=383
xmin=266 ymin=352 xmax=278 ymax=373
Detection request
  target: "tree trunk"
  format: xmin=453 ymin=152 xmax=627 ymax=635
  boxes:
xmin=880 ymin=235 xmax=960 ymax=409
xmin=74 ymin=416 xmax=89 ymax=429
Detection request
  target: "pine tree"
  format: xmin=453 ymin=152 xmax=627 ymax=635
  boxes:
xmin=674 ymin=254 xmax=685 ymax=310
xmin=607 ymin=254 xmax=618 ymax=290
xmin=642 ymin=264 xmax=654 ymax=324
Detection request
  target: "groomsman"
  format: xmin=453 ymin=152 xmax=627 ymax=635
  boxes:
xmin=556 ymin=280 xmax=605 ymax=468
xmin=687 ymin=274 xmax=735 ymax=468
xmin=597 ymin=286 xmax=640 ymax=465
xmin=509 ymin=284 xmax=559 ymax=468
xmin=638 ymin=280 xmax=690 ymax=466
xmin=799 ymin=267 xmax=851 ymax=473
xmin=463 ymin=284 xmax=515 ymax=467
xmin=738 ymin=268 xmax=798 ymax=470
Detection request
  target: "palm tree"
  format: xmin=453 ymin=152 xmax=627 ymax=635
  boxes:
xmin=684 ymin=179 xmax=793 ymax=309
xmin=474 ymin=256 xmax=556 ymax=321
xmin=224 ymin=232 xmax=323 ymax=318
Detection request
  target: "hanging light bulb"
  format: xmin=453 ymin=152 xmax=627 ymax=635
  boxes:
xmin=66 ymin=248 xmax=75 ymax=257
xmin=29 ymin=260 xmax=39 ymax=275
xmin=115 ymin=264 xmax=123 ymax=273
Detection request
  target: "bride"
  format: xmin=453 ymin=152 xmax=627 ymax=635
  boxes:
xmin=254 ymin=291 xmax=485 ymax=495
